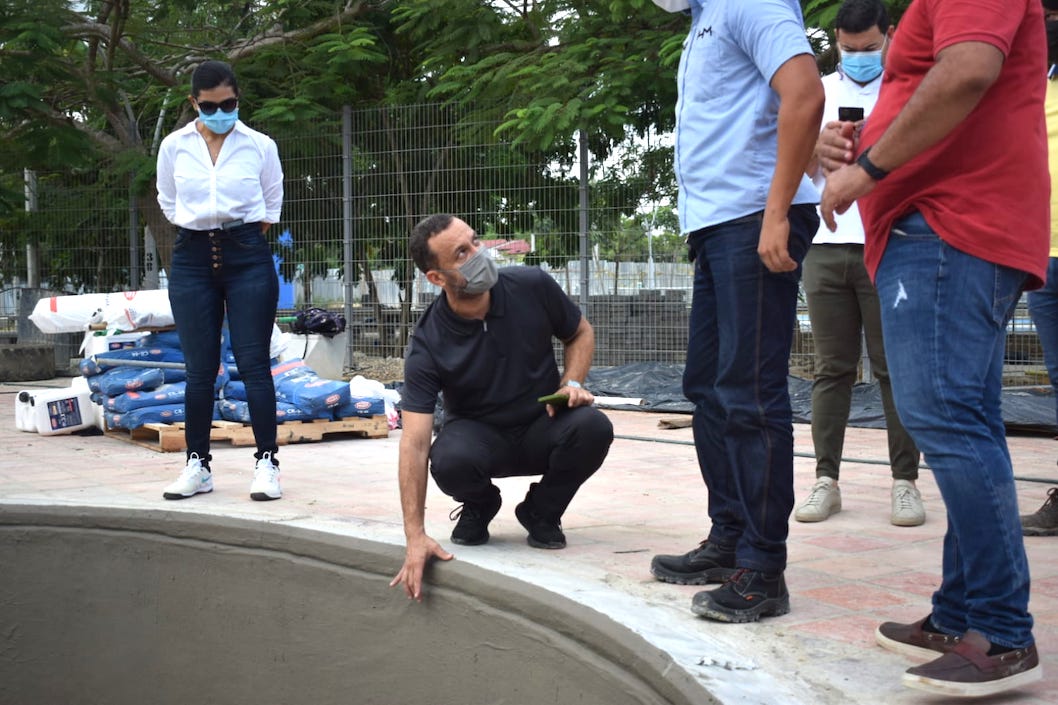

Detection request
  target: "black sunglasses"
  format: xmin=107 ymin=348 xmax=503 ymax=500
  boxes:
xmin=196 ymin=98 xmax=238 ymax=115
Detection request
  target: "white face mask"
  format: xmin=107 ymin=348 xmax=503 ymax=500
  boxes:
xmin=652 ymin=0 xmax=691 ymax=12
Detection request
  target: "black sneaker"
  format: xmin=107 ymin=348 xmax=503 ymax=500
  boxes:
xmin=449 ymin=494 xmax=502 ymax=546
xmin=690 ymin=569 xmax=790 ymax=623
xmin=650 ymin=540 xmax=737 ymax=585
xmin=515 ymin=501 xmax=566 ymax=549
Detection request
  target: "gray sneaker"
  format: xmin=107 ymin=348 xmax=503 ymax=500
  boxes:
xmin=794 ymin=477 xmax=841 ymax=522
xmin=891 ymin=480 xmax=925 ymax=527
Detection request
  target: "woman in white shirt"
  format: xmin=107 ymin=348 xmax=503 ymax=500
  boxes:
xmin=156 ymin=60 xmax=284 ymax=502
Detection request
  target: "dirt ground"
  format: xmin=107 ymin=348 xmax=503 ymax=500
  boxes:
xmin=347 ymin=353 xmax=404 ymax=384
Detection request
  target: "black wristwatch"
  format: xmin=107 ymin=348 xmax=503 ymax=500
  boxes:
xmin=856 ymin=147 xmax=890 ymax=181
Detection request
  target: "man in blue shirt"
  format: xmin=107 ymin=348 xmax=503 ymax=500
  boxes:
xmin=650 ymin=0 xmax=824 ymax=623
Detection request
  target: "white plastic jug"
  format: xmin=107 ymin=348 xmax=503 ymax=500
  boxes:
xmin=14 ymin=387 xmax=95 ymax=435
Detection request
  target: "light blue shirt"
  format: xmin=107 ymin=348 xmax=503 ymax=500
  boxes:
xmin=675 ymin=0 xmax=819 ymax=233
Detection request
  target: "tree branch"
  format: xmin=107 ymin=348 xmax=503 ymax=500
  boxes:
xmin=62 ymin=22 xmax=180 ymax=87
xmin=225 ymin=0 xmax=371 ymax=62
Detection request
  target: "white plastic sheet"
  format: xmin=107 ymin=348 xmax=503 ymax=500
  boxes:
xmin=29 ymin=290 xmax=173 ymax=334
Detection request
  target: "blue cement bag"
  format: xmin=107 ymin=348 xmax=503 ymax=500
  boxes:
xmin=222 ymin=374 xmax=284 ymax=402
xmin=88 ymin=366 xmax=165 ymax=396
xmin=223 ymin=380 xmax=247 ymax=401
xmin=213 ymin=363 xmax=230 ymax=393
xmin=139 ymin=330 xmax=182 ymax=349
xmin=105 ymin=382 xmax=186 ymax=413
xmin=218 ymin=398 xmax=317 ymax=424
xmin=163 ymin=367 xmax=188 ymax=383
xmin=224 ymin=357 xmax=278 ymax=381
xmin=334 ymin=395 xmax=385 ymax=419
xmin=272 ymin=358 xmax=349 ymax=413
xmin=105 ymin=403 xmax=185 ymax=430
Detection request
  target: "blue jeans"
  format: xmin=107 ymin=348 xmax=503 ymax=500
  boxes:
xmin=682 ymin=205 xmax=817 ymax=575
xmin=168 ymin=223 xmax=279 ymax=462
xmin=1028 ymin=257 xmax=1058 ymax=428
xmin=876 ymin=212 xmax=1033 ymax=649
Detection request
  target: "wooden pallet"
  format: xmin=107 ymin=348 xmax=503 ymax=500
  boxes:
xmin=106 ymin=416 xmax=389 ymax=453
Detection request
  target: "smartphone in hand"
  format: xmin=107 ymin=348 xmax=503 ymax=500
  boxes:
xmin=837 ymin=105 xmax=863 ymax=122
xmin=838 ymin=106 xmax=864 ymax=122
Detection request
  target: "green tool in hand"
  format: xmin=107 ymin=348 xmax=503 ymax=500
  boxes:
xmin=537 ymin=393 xmax=569 ymax=406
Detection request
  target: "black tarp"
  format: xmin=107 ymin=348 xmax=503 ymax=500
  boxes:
xmin=585 ymin=362 xmax=1058 ymax=435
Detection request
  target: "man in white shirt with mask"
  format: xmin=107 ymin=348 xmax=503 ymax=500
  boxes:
xmin=795 ymin=0 xmax=925 ymax=528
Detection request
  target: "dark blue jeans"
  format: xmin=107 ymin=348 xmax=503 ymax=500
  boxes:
xmin=876 ymin=212 xmax=1032 ymax=649
xmin=682 ymin=205 xmax=817 ymax=575
xmin=168 ymin=223 xmax=279 ymax=462
xmin=1028 ymin=257 xmax=1058 ymax=428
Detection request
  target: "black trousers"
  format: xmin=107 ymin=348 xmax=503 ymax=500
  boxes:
xmin=429 ymin=406 xmax=614 ymax=521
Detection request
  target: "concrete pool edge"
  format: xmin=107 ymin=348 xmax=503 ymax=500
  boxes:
xmin=0 ymin=502 xmax=716 ymax=705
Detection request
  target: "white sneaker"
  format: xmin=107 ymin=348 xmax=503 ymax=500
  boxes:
xmin=250 ymin=451 xmax=281 ymax=501
xmin=163 ymin=453 xmax=213 ymax=500
xmin=795 ymin=477 xmax=841 ymax=522
xmin=891 ymin=479 xmax=925 ymax=526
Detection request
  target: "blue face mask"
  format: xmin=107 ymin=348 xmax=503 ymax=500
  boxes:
xmin=840 ymin=48 xmax=884 ymax=84
xmin=199 ymin=108 xmax=239 ymax=135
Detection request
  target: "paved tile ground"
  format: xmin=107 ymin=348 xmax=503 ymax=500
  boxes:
xmin=3 ymin=379 xmax=1056 ymax=704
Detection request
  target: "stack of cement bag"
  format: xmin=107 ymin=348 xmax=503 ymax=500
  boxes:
xmin=218 ymin=358 xmax=389 ymax=424
xmin=81 ymin=331 xmax=387 ymax=431
xmin=79 ymin=330 xmax=223 ymax=430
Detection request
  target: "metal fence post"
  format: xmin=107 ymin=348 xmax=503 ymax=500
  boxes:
xmin=24 ymin=169 xmax=40 ymax=289
xmin=578 ymin=130 xmax=589 ymax=309
xmin=342 ymin=105 xmax=354 ymax=373
xmin=129 ymin=174 xmax=140 ymax=290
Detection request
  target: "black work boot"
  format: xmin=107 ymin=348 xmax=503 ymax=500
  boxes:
xmin=1021 ymin=487 xmax=1058 ymax=537
xmin=691 ymin=569 xmax=790 ymax=623
xmin=449 ymin=492 xmax=502 ymax=546
xmin=650 ymin=540 xmax=737 ymax=585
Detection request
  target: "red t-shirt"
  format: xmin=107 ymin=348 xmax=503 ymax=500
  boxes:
xmin=858 ymin=0 xmax=1049 ymax=288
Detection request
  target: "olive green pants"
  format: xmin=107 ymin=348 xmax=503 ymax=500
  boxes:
xmin=803 ymin=243 xmax=919 ymax=481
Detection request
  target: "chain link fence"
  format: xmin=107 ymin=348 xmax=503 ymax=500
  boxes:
xmin=0 ymin=103 xmax=1048 ymax=385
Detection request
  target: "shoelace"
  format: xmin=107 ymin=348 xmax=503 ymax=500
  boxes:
xmin=181 ymin=452 xmax=205 ymax=478
xmin=893 ymin=485 xmax=918 ymax=511
xmin=803 ymin=482 xmax=833 ymax=508
xmin=1039 ymin=487 xmax=1058 ymax=515
xmin=449 ymin=504 xmax=481 ymax=522
xmin=255 ymin=452 xmax=278 ymax=480
xmin=724 ymin=568 xmax=752 ymax=587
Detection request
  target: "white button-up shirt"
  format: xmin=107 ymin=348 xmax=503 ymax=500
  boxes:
xmin=156 ymin=119 xmax=283 ymax=231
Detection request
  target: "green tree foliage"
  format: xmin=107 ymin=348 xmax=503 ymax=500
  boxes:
xmin=0 ymin=0 xmax=383 ymax=289
xmin=0 ymin=0 xmax=915 ymax=297
xmin=391 ymin=0 xmax=681 ymax=159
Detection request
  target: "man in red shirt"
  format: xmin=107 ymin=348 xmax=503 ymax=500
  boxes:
xmin=820 ymin=0 xmax=1047 ymax=697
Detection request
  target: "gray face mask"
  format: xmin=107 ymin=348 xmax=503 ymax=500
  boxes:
xmin=454 ymin=248 xmax=499 ymax=295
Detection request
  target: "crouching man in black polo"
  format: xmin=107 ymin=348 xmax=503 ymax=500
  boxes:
xmin=391 ymin=214 xmax=614 ymax=600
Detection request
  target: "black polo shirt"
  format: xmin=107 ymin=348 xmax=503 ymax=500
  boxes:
xmin=402 ymin=267 xmax=583 ymax=428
